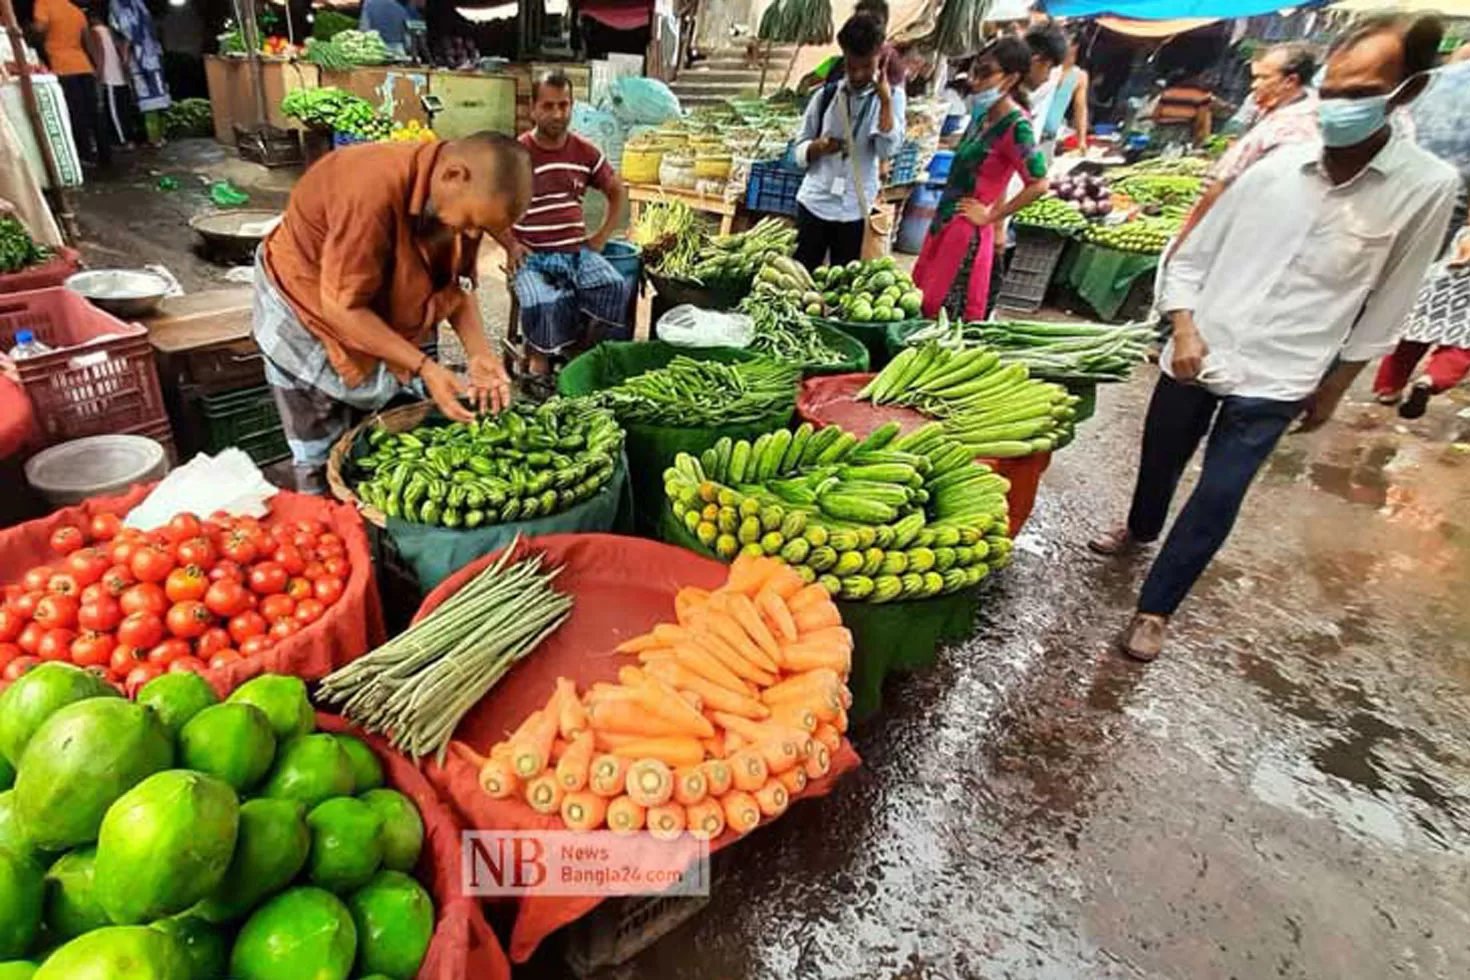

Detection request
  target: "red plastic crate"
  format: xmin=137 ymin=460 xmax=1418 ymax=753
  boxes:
xmin=0 ymin=288 xmax=168 ymax=447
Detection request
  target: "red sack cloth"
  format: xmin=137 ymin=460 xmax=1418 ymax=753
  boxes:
xmin=415 ymin=533 xmax=861 ymax=965
xmin=0 ymin=375 xmax=37 ymax=460
xmin=316 ymin=714 xmax=512 ymax=980
xmin=0 ymin=484 xmax=384 ymax=695
xmin=797 ymin=373 xmax=1051 ymax=536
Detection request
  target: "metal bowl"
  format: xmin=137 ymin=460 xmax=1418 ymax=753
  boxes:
xmin=189 ymin=209 xmax=282 ymax=265
xmin=65 ymin=268 xmax=172 ymax=318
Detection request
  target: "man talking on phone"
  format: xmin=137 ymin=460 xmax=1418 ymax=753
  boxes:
xmin=792 ymin=13 xmax=905 ymax=271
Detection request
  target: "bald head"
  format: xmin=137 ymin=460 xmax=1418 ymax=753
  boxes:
xmin=1323 ymin=14 xmax=1442 ymax=106
xmin=430 ymin=133 xmax=533 ymax=239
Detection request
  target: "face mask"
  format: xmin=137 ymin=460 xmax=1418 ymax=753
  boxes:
xmin=970 ymin=86 xmax=1002 ymax=118
xmin=1317 ymin=74 xmax=1423 ymax=148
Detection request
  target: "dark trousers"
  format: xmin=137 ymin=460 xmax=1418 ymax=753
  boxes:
xmin=1128 ymin=375 xmax=1299 ymax=616
xmin=58 ymin=73 xmax=109 ymax=165
xmin=794 ymin=202 xmax=863 ymax=272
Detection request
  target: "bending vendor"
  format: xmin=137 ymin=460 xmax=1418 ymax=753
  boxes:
xmin=253 ymin=133 xmax=532 ymax=493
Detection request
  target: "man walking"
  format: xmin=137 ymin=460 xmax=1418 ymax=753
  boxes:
xmin=1091 ymin=15 xmax=1458 ymax=662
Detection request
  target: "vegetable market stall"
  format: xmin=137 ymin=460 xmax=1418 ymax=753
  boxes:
xmin=1056 ymin=241 xmax=1162 ymax=322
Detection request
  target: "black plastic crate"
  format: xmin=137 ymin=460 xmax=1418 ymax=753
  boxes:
xmin=996 ymin=226 xmax=1070 ymax=313
xmin=745 ymin=160 xmax=803 ymax=217
xmin=200 ymin=385 xmax=289 ymax=463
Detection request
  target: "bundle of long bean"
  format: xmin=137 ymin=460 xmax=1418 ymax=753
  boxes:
xmin=739 ymin=290 xmax=850 ymax=368
xmin=594 ymin=356 xmax=799 ymax=426
xmin=318 ymin=541 xmax=573 ymax=763
xmin=904 ymin=317 xmax=1152 ymax=382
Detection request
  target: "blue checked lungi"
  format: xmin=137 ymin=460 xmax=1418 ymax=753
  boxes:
xmin=513 ymin=248 xmax=631 ymax=355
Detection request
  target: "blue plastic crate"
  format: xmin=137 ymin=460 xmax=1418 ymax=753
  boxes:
xmin=332 ymin=130 xmax=374 ymax=149
xmin=745 ymin=160 xmax=804 ymax=217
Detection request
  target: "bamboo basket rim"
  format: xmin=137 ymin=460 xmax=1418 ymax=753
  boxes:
xmin=326 ymin=401 xmax=435 ymax=529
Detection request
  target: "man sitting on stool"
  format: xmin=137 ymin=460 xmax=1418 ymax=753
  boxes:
xmin=497 ymin=71 xmax=630 ymax=378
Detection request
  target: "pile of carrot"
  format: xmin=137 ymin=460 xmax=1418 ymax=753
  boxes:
xmin=453 ymin=553 xmax=852 ymax=840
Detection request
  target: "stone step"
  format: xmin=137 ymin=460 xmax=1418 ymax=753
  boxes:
xmin=671 ymin=79 xmax=771 ymax=100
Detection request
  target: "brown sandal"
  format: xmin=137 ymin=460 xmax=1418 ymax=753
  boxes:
xmin=1118 ymin=613 xmax=1168 ymax=662
xmin=1088 ymin=525 xmax=1144 ymax=556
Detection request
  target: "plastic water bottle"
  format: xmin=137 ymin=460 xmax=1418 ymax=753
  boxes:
xmin=7 ymin=330 xmax=52 ymax=360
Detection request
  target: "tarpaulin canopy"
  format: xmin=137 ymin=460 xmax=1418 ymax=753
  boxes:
xmin=579 ymin=0 xmax=651 ymax=30
xmin=1050 ymin=0 xmax=1306 ymax=19
xmin=1098 ymin=15 xmax=1220 ymax=36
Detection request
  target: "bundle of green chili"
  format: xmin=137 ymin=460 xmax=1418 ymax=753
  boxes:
xmin=318 ymin=540 xmax=572 ymax=763
xmin=594 ymin=355 xmax=799 ymax=426
xmin=740 ymin=290 xmax=850 ymax=368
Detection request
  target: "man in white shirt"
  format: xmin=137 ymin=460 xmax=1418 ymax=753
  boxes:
xmin=1090 ymin=14 xmax=1458 ymax=662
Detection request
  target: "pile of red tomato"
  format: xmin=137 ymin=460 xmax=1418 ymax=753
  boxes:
xmin=0 ymin=510 xmax=350 ymax=694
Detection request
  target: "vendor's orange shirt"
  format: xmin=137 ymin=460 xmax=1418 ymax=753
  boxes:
xmin=33 ymin=0 xmax=92 ymax=77
xmin=264 ymin=141 xmax=479 ymax=389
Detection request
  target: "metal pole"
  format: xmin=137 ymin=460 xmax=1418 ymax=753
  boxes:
xmin=0 ymin=0 xmax=77 ymax=241
xmin=232 ymin=0 xmax=269 ymax=126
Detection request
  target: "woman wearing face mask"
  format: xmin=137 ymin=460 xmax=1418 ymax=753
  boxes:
xmin=913 ymin=38 xmax=1049 ymax=321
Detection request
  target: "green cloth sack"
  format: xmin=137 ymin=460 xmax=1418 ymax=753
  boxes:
xmin=558 ymin=341 xmax=796 ymax=531
xmin=1059 ymin=242 xmax=1159 ymax=322
xmin=882 ymin=318 xmax=934 ymax=360
xmin=657 ymin=506 xmax=980 ymax=721
xmin=812 ymin=316 xmax=926 ymax=370
xmin=801 ymin=322 xmax=870 ymax=377
xmin=384 ymin=451 xmax=631 ymax=590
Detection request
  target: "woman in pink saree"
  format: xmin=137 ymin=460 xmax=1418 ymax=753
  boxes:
xmin=915 ymin=38 xmax=1049 ymax=321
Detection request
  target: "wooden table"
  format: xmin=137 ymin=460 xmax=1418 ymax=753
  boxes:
xmin=626 ymin=183 xmax=741 ymax=236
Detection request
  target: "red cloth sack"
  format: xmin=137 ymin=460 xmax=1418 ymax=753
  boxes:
xmin=415 ymin=534 xmax=862 ymax=964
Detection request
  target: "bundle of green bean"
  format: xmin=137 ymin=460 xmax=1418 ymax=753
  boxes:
xmin=690 ymin=217 xmax=798 ymax=285
xmin=904 ymin=317 xmax=1152 ymax=382
xmin=318 ymin=541 xmax=573 ymax=763
xmin=595 ymin=356 xmax=799 ymax=426
xmin=632 ymin=199 xmax=703 ymax=279
xmin=739 ymin=288 xmax=851 ymax=368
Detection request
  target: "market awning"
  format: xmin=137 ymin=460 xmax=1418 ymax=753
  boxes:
xmin=1097 ymin=15 xmax=1219 ymax=36
xmin=579 ymin=0 xmax=651 ymax=30
xmin=1049 ymin=0 xmax=1310 ymax=18
xmin=1333 ymin=0 xmax=1470 ymax=12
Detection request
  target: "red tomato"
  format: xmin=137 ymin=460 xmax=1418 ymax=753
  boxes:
xmin=110 ymin=538 xmax=140 ymax=566
xmin=177 ymin=537 xmax=217 ymax=569
xmin=70 ymin=630 xmax=115 ymax=668
xmin=313 ymin=576 xmax=346 ymax=606
xmin=291 ymin=530 xmax=319 ymax=552
xmin=130 ymin=546 xmax=174 ymax=584
xmin=79 ymin=584 xmax=108 ymax=606
xmin=37 ymin=627 xmax=76 ymax=662
xmin=208 ymin=559 xmax=244 ymax=583
xmin=78 ymin=595 xmax=122 ymax=632
xmin=118 ymin=610 xmax=165 ymax=649
xmin=227 ymin=611 xmax=267 ymax=645
xmin=247 ymin=562 xmax=288 ymax=596
xmin=207 ymin=649 xmax=242 ymax=670
xmin=166 ymin=513 xmax=203 ymax=544
xmin=272 ymin=545 xmax=306 ymax=576
xmin=34 ymin=594 xmax=79 ymax=630
xmin=120 ymin=583 xmax=169 ymax=617
xmin=285 ymin=577 xmax=313 ymax=601
xmin=109 ymin=643 xmax=144 ymax=678
xmin=4 ymin=655 xmax=38 ymax=680
xmin=268 ymin=618 xmax=300 ymax=642
xmin=64 ymin=548 xmax=110 ymax=588
xmin=46 ymin=573 xmax=81 ymax=597
xmin=88 ymin=513 xmax=122 ymax=542
xmin=203 ymin=579 xmax=250 ymax=619
xmin=165 ymin=601 xmax=212 ymax=639
xmin=259 ymin=594 xmax=295 ymax=622
xmin=124 ymin=663 xmax=163 ymax=696
xmin=196 ymin=627 xmax=232 ymax=658
xmin=200 ymin=519 xmax=223 ymax=538
xmin=15 ymin=622 xmax=43 ymax=655
xmin=168 ymin=656 xmax=207 ymax=675
xmin=301 ymin=561 xmax=327 ymax=581
xmin=146 ymin=637 xmax=191 ymax=667
xmin=220 ymin=531 xmax=258 ymax=565
xmin=100 ymin=565 xmax=135 ymax=597
xmin=323 ymin=555 xmax=350 ymax=579
xmin=0 ymin=641 xmax=20 ymax=669
xmin=0 ymin=609 xmax=22 ymax=643
xmin=49 ymin=526 xmax=84 ymax=556
xmin=239 ymin=635 xmax=273 ymax=656
xmin=165 ymin=566 xmax=209 ymax=604
xmin=21 ymin=566 xmax=53 ymax=593
xmin=9 ymin=592 xmax=41 ymax=620
xmin=292 ymin=598 xmax=326 ymax=625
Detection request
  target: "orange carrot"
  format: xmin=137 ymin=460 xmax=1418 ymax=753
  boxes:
xmin=754 ymin=779 xmax=789 ymax=818
xmin=480 ymin=752 xmax=519 ymax=799
xmin=778 ymin=767 xmax=808 ymax=796
xmin=700 ymin=737 xmax=726 ymax=759
xmin=804 ymin=740 xmax=832 ymax=779
xmin=550 ymin=738 xmax=569 ymax=763
xmin=606 ymin=795 xmax=645 ymax=834
xmin=608 ymin=737 xmax=705 ymax=769
xmin=587 ymin=696 xmax=702 ymax=738
xmin=723 ymin=553 xmax=776 ymax=595
xmin=729 ymin=748 xmax=769 ymax=792
xmin=644 ymin=659 xmax=770 ymax=719
xmin=560 ymin=791 xmax=609 ymax=831
xmin=812 ymin=723 xmax=841 ymax=754
xmin=625 ymin=759 xmax=673 ymax=807
xmin=764 ymin=564 xmax=806 ymax=601
xmin=635 ymin=647 xmax=677 ymax=663
xmin=647 ymin=803 xmax=687 ymax=840
xmin=702 ymin=758 xmax=733 ymax=796
xmin=555 ymin=732 xmax=595 ymax=792
xmin=788 ymin=583 xmax=833 ymax=612
xmin=780 ymin=641 xmax=851 ymax=674
xmin=674 ymin=586 xmax=710 ymax=623
xmin=756 ymin=585 xmax=798 ymax=643
xmin=768 ymin=703 xmax=818 ymax=733
xmin=672 ymin=765 xmax=708 ymax=806
xmin=677 ymin=689 xmax=704 ymax=713
xmin=623 ymin=672 xmax=717 ymax=737
xmin=834 ymin=706 xmax=849 ymax=734
xmin=698 ymin=604 xmax=778 ymax=673
xmin=691 ymin=628 xmax=776 ymax=687
xmin=615 ymin=631 xmax=662 ymax=654
xmin=799 ymin=626 xmax=854 ymax=651
xmin=685 ymin=799 xmax=726 ymax=840
xmin=760 ymin=669 xmax=843 ymax=706
xmin=510 ymin=709 xmax=558 ymax=778
xmin=653 ymin=623 xmax=691 ymax=646
xmin=556 ymin=677 xmax=588 ymax=740
xmin=723 ymin=593 xmax=782 ymax=665
xmin=672 ymin=642 xmax=749 ymax=693
xmin=721 ymin=790 xmax=761 ymax=834
xmin=593 ymin=731 xmax=646 ymax=750
xmin=525 ymin=773 xmax=565 ymax=814
xmin=589 ymin=754 xmax=630 ymax=797
xmin=709 ymin=711 xmax=809 ymax=756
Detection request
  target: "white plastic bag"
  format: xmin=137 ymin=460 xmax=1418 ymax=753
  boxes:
xmin=656 ymin=304 xmax=755 ymax=349
xmin=124 ymin=448 xmax=278 ymax=530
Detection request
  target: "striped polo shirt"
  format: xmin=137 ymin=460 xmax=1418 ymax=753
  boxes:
xmin=514 ymin=130 xmax=612 ymax=252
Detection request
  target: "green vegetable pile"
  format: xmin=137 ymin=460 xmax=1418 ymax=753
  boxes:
xmin=160 ymin=98 xmax=212 ymax=139
xmin=1013 ymin=196 xmax=1088 ymax=232
xmin=739 ymin=258 xmax=851 ymax=368
xmin=690 ymin=217 xmax=798 ymax=287
xmin=328 ymin=29 xmax=390 ymax=65
xmin=594 ymin=356 xmax=799 ymax=426
xmin=861 ymin=332 xmax=1080 ymax=457
xmin=1080 ymin=214 xmax=1182 ymax=254
xmin=632 ymin=199 xmax=703 ymax=280
xmin=322 ymin=542 xmax=572 ymax=761
xmin=353 ymin=399 xmax=624 ymax=528
xmin=311 ymin=10 xmax=357 ymax=41
xmin=1112 ymin=156 xmax=1211 ymax=179
xmin=303 ymin=36 xmax=353 ymax=72
xmin=1115 ymin=174 xmax=1203 ymax=208
xmin=0 ymin=664 xmax=432 ymax=980
xmin=663 ymin=419 xmax=1013 ymax=602
xmin=815 ymin=257 xmax=924 ymax=324
xmin=904 ymin=317 xmax=1153 ymax=383
xmin=0 ymin=217 xmax=49 ymax=274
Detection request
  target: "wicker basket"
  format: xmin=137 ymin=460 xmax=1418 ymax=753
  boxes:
xmin=325 ymin=401 xmax=434 ymax=529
